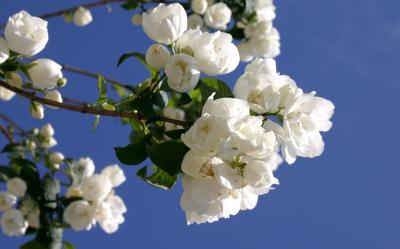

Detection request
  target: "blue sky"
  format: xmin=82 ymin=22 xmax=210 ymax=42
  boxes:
xmin=1 ymin=0 xmax=400 ymax=248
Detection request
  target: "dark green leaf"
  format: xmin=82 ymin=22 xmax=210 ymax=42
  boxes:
xmin=129 ymin=119 xmax=147 ymax=144
xmin=0 ymin=166 xmax=18 ymax=182
xmin=117 ymin=52 xmax=157 ymax=77
xmin=136 ymin=165 xmax=178 ymax=190
xmin=146 ymin=141 xmax=189 ymax=175
xmin=2 ymin=143 xmax=25 ymax=153
xmin=97 ymin=74 xmax=107 ymax=104
xmin=129 ymin=88 xmax=155 ymax=118
xmin=198 ymin=78 xmax=234 ymax=100
xmin=114 ymin=136 xmax=149 ymax=165
xmin=164 ymin=129 xmax=186 ymax=140
xmin=178 ymin=93 xmax=192 ymax=106
xmin=20 ymin=240 xmax=48 ymax=249
xmin=152 ymin=90 xmax=168 ymax=108
xmin=121 ymin=0 xmax=141 ymax=10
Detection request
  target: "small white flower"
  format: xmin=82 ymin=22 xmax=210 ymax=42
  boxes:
xmin=41 ymin=137 xmax=57 ymax=149
xmin=1 ymin=209 xmax=28 ymax=237
xmin=0 ymin=192 xmax=17 ymax=212
xmin=5 ymin=10 xmax=48 ymax=56
xmin=7 ymin=178 xmax=27 ymax=197
xmin=30 ymin=102 xmax=44 ymax=119
xmin=95 ymin=194 xmax=127 ymax=234
xmin=237 ymin=41 xmax=254 ymax=62
xmin=191 ymin=0 xmax=208 ymax=14
xmin=65 ymin=185 xmax=83 ymax=198
xmin=101 ymin=164 xmax=126 ymax=188
xmin=26 ymin=212 xmax=39 ymax=229
xmin=204 ymin=3 xmax=231 ymax=30
xmin=40 ymin=123 xmax=55 ymax=138
xmin=142 ymin=3 xmax=187 ymax=45
xmin=145 ymin=44 xmax=170 ymax=69
xmin=131 ymin=14 xmax=142 ymax=26
xmin=163 ymin=107 xmax=185 ymax=131
xmin=28 ymin=58 xmax=63 ymax=89
xmin=165 ymin=53 xmax=200 ymax=93
xmin=76 ymin=157 xmax=96 ymax=178
xmin=243 ymin=160 xmax=278 ymax=190
xmin=255 ymin=0 xmax=276 ymax=22
xmin=202 ymin=97 xmax=249 ymax=126
xmin=81 ymin=174 xmax=112 ymax=201
xmin=0 ymin=37 xmax=9 ymax=64
xmin=188 ymin=14 xmax=204 ymax=30
xmin=73 ymin=7 xmax=93 ymax=27
xmin=250 ymin=27 xmax=280 ymax=58
xmin=63 ymin=200 xmax=94 ymax=231
xmin=44 ymin=90 xmax=63 ymax=109
xmin=0 ymin=87 xmax=15 ymax=101
xmin=176 ymin=30 xmax=240 ymax=76
xmin=48 ymin=152 xmax=64 ymax=165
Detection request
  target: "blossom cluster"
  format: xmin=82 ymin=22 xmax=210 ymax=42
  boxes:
xmin=0 ymin=11 xmax=66 ymax=119
xmin=141 ymin=3 xmax=240 ymax=93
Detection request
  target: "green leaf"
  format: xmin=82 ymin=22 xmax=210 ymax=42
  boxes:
xmin=178 ymin=93 xmax=192 ymax=106
xmin=146 ymin=141 xmax=189 ymax=175
xmin=117 ymin=52 xmax=157 ymax=77
xmin=129 ymin=88 xmax=155 ymax=118
xmin=153 ymin=90 xmax=169 ymax=108
xmin=164 ymin=129 xmax=186 ymax=140
xmin=63 ymin=241 xmax=75 ymax=249
xmin=121 ymin=0 xmax=141 ymax=10
xmin=114 ymin=136 xmax=149 ymax=165
xmin=198 ymin=78 xmax=234 ymax=100
xmin=136 ymin=165 xmax=178 ymax=190
xmin=2 ymin=143 xmax=25 ymax=153
xmin=92 ymin=115 xmax=101 ymax=131
xmin=20 ymin=240 xmax=48 ymax=249
xmin=0 ymin=166 xmax=18 ymax=182
xmin=129 ymin=119 xmax=147 ymax=144
xmin=97 ymin=74 xmax=107 ymax=104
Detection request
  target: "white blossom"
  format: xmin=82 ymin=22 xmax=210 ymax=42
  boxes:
xmin=81 ymin=174 xmax=112 ymax=201
xmin=49 ymin=152 xmax=64 ymax=165
xmin=65 ymin=185 xmax=83 ymax=198
xmin=0 ymin=192 xmax=17 ymax=212
xmin=165 ymin=53 xmax=200 ymax=93
xmin=40 ymin=123 xmax=55 ymax=138
xmin=64 ymin=200 xmax=94 ymax=231
xmin=0 ymin=87 xmax=15 ymax=101
xmin=76 ymin=157 xmax=96 ymax=178
xmin=44 ymin=90 xmax=63 ymax=109
xmin=250 ymin=27 xmax=280 ymax=58
xmin=28 ymin=59 xmax=63 ymax=89
xmin=73 ymin=7 xmax=93 ymax=27
xmin=237 ymin=41 xmax=254 ymax=62
xmin=0 ymin=37 xmax=9 ymax=64
xmin=202 ymin=96 xmax=249 ymax=127
xmin=204 ymin=3 xmax=231 ymax=30
xmin=188 ymin=14 xmax=204 ymax=30
xmin=42 ymin=137 xmax=57 ymax=149
xmin=145 ymin=44 xmax=170 ymax=69
xmin=101 ymin=165 xmax=126 ymax=188
xmin=94 ymin=194 xmax=127 ymax=234
xmin=176 ymin=30 xmax=239 ymax=76
xmin=142 ymin=3 xmax=187 ymax=45
xmin=30 ymin=103 xmax=44 ymax=119
xmin=255 ymin=0 xmax=276 ymax=22
xmin=26 ymin=212 xmax=39 ymax=229
xmin=163 ymin=107 xmax=185 ymax=131
xmin=7 ymin=178 xmax=27 ymax=197
xmin=191 ymin=0 xmax=208 ymax=14
xmin=1 ymin=209 xmax=28 ymax=237
xmin=5 ymin=10 xmax=48 ymax=56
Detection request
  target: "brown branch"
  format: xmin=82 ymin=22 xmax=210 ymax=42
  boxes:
xmin=0 ymin=79 xmax=191 ymax=127
xmin=0 ymin=112 xmax=29 ymax=137
xmin=0 ymin=123 xmax=14 ymax=143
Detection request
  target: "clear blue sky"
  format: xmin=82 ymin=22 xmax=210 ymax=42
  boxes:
xmin=1 ymin=0 xmax=399 ymax=248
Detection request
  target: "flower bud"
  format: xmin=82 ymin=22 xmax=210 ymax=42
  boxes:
xmin=131 ymin=14 xmax=142 ymax=26
xmin=0 ymin=192 xmax=17 ymax=212
xmin=30 ymin=102 xmax=44 ymax=120
xmin=204 ymin=3 xmax=231 ymax=30
xmin=42 ymin=137 xmax=57 ymax=149
xmin=7 ymin=178 xmax=27 ymax=197
xmin=142 ymin=3 xmax=187 ymax=44
xmin=188 ymin=14 xmax=203 ymax=30
xmin=57 ymin=77 xmax=68 ymax=87
xmin=28 ymin=59 xmax=63 ymax=89
xmin=145 ymin=44 xmax=170 ymax=69
xmin=73 ymin=7 xmax=93 ymax=27
xmin=5 ymin=10 xmax=48 ymax=56
xmin=40 ymin=123 xmax=54 ymax=138
xmin=76 ymin=157 xmax=96 ymax=178
xmin=0 ymin=87 xmax=15 ymax=101
xmin=165 ymin=54 xmax=200 ymax=93
xmin=191 ymin=0 xmax=208 ymax=14
xmin=0 ymin=37 xmax=9 ymax=64
xmin=49 ymin=152 xmax=64 ymax=165
xmin=27 ymin=140 xmax=36 ymax=150
xmin=44 ymin=90 xmax=63 ymax=109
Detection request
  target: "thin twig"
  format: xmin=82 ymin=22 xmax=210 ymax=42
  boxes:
xmin=0 ymin=79 xmax=191 ymax=127
xmin=0 ymin=112 xmax=29 ymax=136
xmin=0 ymin=123 xmax=14 ymax=143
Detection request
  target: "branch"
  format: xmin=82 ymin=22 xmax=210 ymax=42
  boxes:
xmin=0 ymin=79 xmax=191 ymax=127
xmin=0 ymin=123 xmax=14 ymax=143
xmin=0 ymin=112 xmax=29 ymax=137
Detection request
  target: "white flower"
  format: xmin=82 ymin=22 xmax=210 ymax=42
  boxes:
xmin=26 ymin=212 xmax=39 ymax=229
xmin=243 ymin=160 xmax=278 ymax=190
xmin=73 ymin=7 xmax=93 ymax=27
xmin=237 ymin=41 xmax=254 ymax=62
xmin=188 ymin=14 xmax=203 ymax=30
xmin=176 ymin=30 xmax=239 ymax=76
xmin=30 ymin=102 xmax=44 ymax=119
xmin=255 ymin=0 xmax=276 ymax=22
xmin=202 ymin=96 xmax=249 ymax=126
xmin=280 ymin=92 xmax=335 ymax=163
xmin=0 ymin=37 xmax=9 ymax=64
xmin=81 ymin=174 xmax=112 ymax=201
xmin=191 ymin=0 xmax=208 ymax=14
xmin=7 ymin=178 xmax=27 ymax=197
xmin=244 ymin=21 xmax=272 ymax=39
xmin=101 ymin=164 xmax=126 ymax=188
xmin=40 ymin=123 xmax=55 ymax=138
xmin=142 ymin=3 xmax=187 ymax=45
xmin=94 ymin=194 xmax=127 ymax=234
xmin=131 ymin=14 xmax=142 ymax=26
xmin=263 ymin=152 xmax=283 ymax=172
xmin=182 ymin=114 xmax=230 ymax=154
xmin=250 ymin=27 xmax=280 ymax=58
xmin=204 ymin=3 xmax=231 ymax=30
xmin=0 ymin=192 xmax=17 ymax=212
xmin=45 ymin=90 xmax=63 ymax=109
xmin=65 ymin=185 xmax=83 ymax=198
xmin=19 ymin=199 xmax=40 ymax=229
xmin=28 ymin=59 xmax=63 ymax=89
xmin=49 ymin=152 xmax=64 ymax=165
xmin=145 ymin=44 xmax=170 ymax=69
xmin=165 ymin=53 xmax=200 ymax=93
xmin=64 ymin=201 xmax=94 ymax=231
xmin=245 ymin=57 xmax=278 ymax=76
xmin=1 ymin=209 xmax=28 ymax=237
xmin=0 ymin=87 xmax=15 ymax=101
xmin=182 ymin=150 xmax=221 ymax=179
xmin=163 ymin=107 xmax=185 ymax=131
xmin=42 ymin=137 xmax=57 ymax=149
xmin=5 ymin=10 xmax=48 ymax=56
xmin=74 ymin=157 xmax=96 ymax=178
